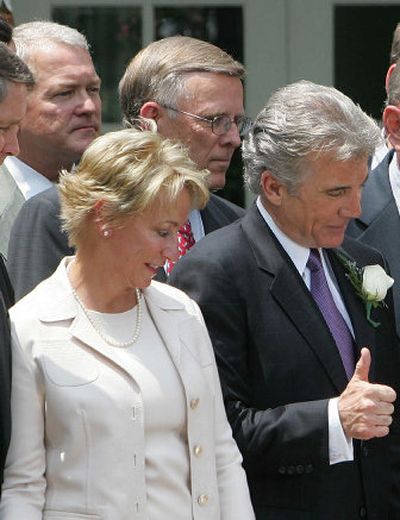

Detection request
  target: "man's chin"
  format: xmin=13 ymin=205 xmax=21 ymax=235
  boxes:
xmin=207 ymin=171 xmax=227 ymax=192
xmin=319 ymin=234 xmax=346 ymax=250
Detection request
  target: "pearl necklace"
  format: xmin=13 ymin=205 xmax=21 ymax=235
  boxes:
xmin=68 ymin=270 xmax=143 ymax=348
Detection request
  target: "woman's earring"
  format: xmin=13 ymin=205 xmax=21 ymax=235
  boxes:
xmin=103 ymin=229 xmax=110 ymax=238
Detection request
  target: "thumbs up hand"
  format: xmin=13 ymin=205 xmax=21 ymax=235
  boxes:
xmin=338 ymin=348 xmax=396 ymax=440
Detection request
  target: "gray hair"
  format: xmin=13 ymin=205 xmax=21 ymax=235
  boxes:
xmin=243 ymin=80 xmax=381 ymax=195
xmin=13 ymin=21 xmax=89 ymax=71
xmin=0 ymin=42 xmax=34 ymax=102
xmin=119 ymin=35 xmax=245 ymax=127
xmin=390 ymin=22 xmax=400 ymax=65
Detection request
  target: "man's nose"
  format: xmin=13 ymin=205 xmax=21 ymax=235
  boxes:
xmin=75 ymin=91 xmax=98 ymax=115
xmin=341 ymin=191 xmax=362 ymax=219
xmin=221 ymin=122 xmax=241 ymax=149
xmin=3 ymin=127 xmax=19 ymax=157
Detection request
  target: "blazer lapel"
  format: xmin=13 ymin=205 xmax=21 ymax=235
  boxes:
xmin=242 ymin=205 xmax=348 ymax=391
xmin=37 ymin=259 xmax=158 ymax=380
xmin=200 ymin=194 xmax=221 ymax=234
xmin=144 ymin=286 xmax=182 ymax=369
xmin=356 ymin=151 xmax=394 ymax=227
xmin=328 ymin=248 xmax=377 ymax=364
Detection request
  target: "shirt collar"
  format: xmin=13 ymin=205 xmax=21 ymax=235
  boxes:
xmin=4 ymin=156 xmax=53 ymax=200
xmin=256 ymin=196 xmax=310 ymax=277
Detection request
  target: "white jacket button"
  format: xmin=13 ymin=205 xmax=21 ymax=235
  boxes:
xmin=197 ymin=494 xmax=209 ymax=506
xmin=190 ymin=398 xmax=200 ymax=409
xmin=194 ymin=444 xmax=203 ymax=457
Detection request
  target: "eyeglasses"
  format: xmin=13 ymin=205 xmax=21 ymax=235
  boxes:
xmin=162 ymin=105 xmax=253 ymax=137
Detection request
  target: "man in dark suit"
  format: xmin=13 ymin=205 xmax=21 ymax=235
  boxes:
xmin=347 ymin=64 xmax=400 ymax=337
xmin=169 ymin=80 xmax=400 ymax=519
xmin=0 ymin=42 xmax=34 ymax=492
xmin=9 ymin=36 xmax=246 ymax=298
xmin=346 ymin=151 xmax=400 ymax=333
xmin=8 ymin=186 xmax=73 ymax=300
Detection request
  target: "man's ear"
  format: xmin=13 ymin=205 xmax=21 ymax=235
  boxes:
xmin=140 ymin=101 xmax=162 ymax=121
xmin=386 ymin=63 xmax=397 ymax=93
xmin=383 ymin=105 xmax=400 ymax=148
xmin=260 ymin=170 xmax=284 ymax=206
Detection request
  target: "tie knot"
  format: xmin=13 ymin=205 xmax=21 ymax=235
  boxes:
xmin=307 ymin=248 xmax=323 ymax=272
xmin=179 ymin=221 xmax=192 ymax=238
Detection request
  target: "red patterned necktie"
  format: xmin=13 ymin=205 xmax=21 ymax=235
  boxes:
xmin=166 ymin=221 xmax=195 ymax=274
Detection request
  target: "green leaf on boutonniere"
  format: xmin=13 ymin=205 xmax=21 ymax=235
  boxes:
xmin=335 ymin=251 xmax=394 ymax=328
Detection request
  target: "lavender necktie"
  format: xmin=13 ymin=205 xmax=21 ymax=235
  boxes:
xmin=307 ymin=249 xmax=355 ymax=379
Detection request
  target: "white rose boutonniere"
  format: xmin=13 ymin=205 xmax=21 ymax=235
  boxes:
xmin=362 ymin=265 xmax=394 ymax=302
xmin=337 ymin=254 xmax=394 ymax=328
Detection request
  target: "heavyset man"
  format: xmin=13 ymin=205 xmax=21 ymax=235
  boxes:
xmin=3 ymin=20 xmax=101 ymax=266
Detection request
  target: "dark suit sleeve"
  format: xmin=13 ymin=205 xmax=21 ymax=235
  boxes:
xmin=169 ymin=251 xmax=330 ymax=480
xmin=0 ymin=287 xmax=11 ymax=494
xmin=7 ymin=187 xmax=73 ymax=301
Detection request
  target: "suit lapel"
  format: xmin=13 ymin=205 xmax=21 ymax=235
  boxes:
xmin=356 ymin=151 xmax=394 ymax=227
xmin=328 ymin=248 xmax=378 ymax=369
xmin=242 ymin=205 xmax=348 ymax=391
xmin=200 ymin=194 xmax=221 ymax=234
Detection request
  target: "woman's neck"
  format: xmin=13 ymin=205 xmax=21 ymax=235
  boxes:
xmin=68 ymin=253 xmax=139 ymax=313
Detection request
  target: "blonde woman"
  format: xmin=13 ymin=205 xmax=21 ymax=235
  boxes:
xmin=0 ymin=128 xmax=254 ymax=520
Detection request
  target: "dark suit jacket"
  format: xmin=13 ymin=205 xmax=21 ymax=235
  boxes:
xmin=0 ymin=256 xmax=12 ymax=494
xmin=169 ymin=203 xmax=400 ymax=520
xmin=7 ymin=186 xmax=73 ymax=301
xmin=201 ymin=192 xmax=245 ymax=233
xmin=346 ymin=151 xmax=400 ymax=337
xmin=155 ymin=192 xmax=245 ymax=282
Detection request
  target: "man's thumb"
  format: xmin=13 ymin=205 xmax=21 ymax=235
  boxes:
xmin=353 ymin=347 xmax=371 ymax=382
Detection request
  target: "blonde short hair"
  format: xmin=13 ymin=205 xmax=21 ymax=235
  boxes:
xmin=59 ymin=127 xmax=209 ymax=248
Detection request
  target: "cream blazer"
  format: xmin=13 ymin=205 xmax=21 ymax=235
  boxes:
xmin=0 ymin=258 xmax=254 ymax=520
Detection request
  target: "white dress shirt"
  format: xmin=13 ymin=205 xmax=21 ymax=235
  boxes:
xmin=256 ymin=197 xmax=353 ymax=465
xmin=371 ymin=141 xmax=389 ymax=170
xmin=5 ymin=156 xmax=52 ymax=200
xmin=188 ymin=209 xmax=205 ymax=242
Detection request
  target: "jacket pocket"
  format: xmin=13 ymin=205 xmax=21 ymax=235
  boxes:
xmin=44 ymin=511 xmax=101 ymax=519
xmin=39 ymin=340 xmax=99 ymax=386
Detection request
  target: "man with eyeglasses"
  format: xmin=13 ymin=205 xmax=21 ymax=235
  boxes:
xmin=120 ymin=36 xmax=249 ymax=278
xmin=9 ymin=36 xmax=249 ymax=299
